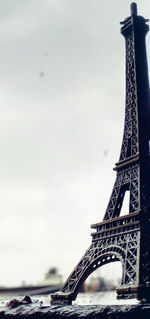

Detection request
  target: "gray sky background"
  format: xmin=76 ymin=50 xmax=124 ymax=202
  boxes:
xmin=0 ymin=0 xmax=150 ymax=286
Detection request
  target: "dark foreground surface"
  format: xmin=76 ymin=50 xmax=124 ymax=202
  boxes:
xmin=0 ymin=296 xmax=150 ymax=319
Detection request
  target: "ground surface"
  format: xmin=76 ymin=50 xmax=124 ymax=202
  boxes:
xmin=1 ymin=296 xmax=150 ymax=319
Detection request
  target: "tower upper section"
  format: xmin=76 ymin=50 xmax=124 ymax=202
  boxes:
xmin=115 ymin=3 xmax=150 ymax=171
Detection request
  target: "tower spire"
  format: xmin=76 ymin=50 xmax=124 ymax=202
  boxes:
xmin=131 ymin=2 xmax=137 ymax=16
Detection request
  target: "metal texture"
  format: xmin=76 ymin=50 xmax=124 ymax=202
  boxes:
xmin=51 ymin=3 xmax=150 ymax=305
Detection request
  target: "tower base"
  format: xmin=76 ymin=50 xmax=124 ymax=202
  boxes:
xmin=51 ymin=292 xmax=73 ymax=305
xmin=51 ymin=285 xmax=150 ymax=305
xmin=117 ymin=285 xmax=150 ymax=301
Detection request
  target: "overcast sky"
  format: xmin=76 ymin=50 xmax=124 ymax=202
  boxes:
xmin=0 ymin=0 xmax=150 ymax=287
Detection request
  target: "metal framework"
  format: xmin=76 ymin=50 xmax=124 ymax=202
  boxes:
xmin=51 ymin=3 xmax=150 ymax=304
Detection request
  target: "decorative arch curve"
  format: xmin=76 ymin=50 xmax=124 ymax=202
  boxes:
xmin=61 ymin=244 xmax=126 ymax=302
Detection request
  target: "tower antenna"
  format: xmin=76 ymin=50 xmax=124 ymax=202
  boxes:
xmin=131 ymin=2 xmax=138 ymax=15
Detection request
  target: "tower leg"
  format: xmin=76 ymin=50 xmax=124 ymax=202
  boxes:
xmin=51 ymin=231 xmax=140 ymax=305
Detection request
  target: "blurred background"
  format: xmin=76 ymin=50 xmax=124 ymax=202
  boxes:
xmin=0 ymin=0 xmax=149 ymax=288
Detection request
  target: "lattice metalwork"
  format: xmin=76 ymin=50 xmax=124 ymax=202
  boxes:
xmin=51 ymin=4 xmax=150 ymax=305
xmin=51 ymin=218 xmax=140 ymax=304
xmin=104 ymin=164 xmax=139 ymax=220
xmin=61 ymin=231 xmax=139 ymax=295
xmin=119 ymin=33 xmax=138 ymax=161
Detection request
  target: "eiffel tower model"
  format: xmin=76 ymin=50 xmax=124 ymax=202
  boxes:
xmin=51 ymin=3 xmax=150 ymax=304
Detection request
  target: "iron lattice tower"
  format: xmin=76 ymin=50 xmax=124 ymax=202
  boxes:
xmin=51 ymin=3 xmax=150 ymax=304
